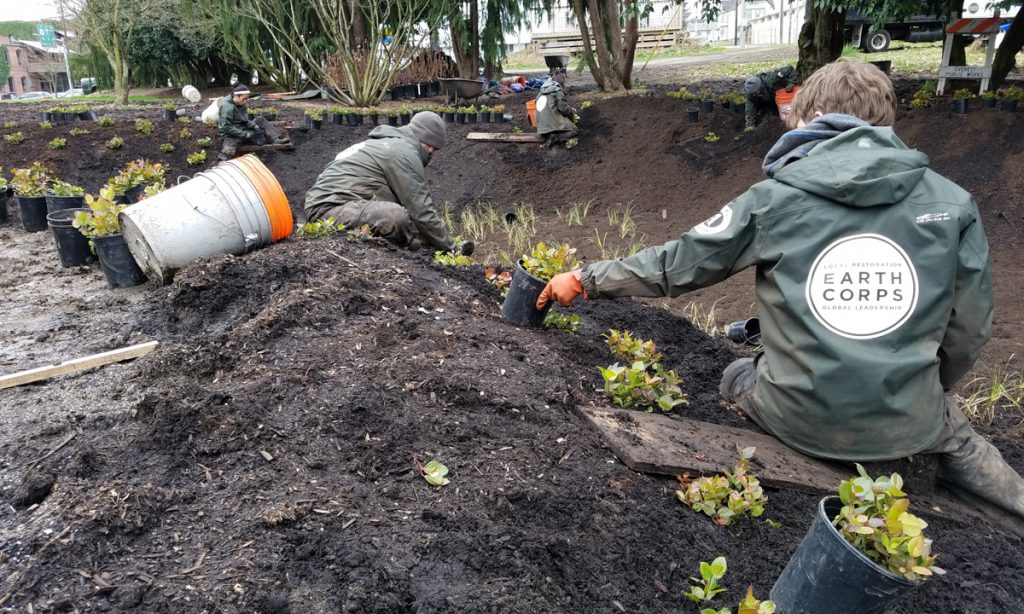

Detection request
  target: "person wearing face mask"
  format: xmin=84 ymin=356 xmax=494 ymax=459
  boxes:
xmin=303 ymin=111 xmax=471 ymax=256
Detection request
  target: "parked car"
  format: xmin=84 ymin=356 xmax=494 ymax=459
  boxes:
xmin=0 ymin=92 xmax=15 ymax=100
xmin=16 ymin=91 xmax=55 ymax=100
xmin=56 ymin=88 xmax=84 ymax=98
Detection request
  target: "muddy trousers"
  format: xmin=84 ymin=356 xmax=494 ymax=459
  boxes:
xmin=541 ymin=126 xmax=579 ymax=146
xmin=720 ymin=357 xmax=1024 ymax=518
xmin=306 ymin=200 xmax=419 ymax=248
xmin=219 ymin=116 xmax=285 ymax=160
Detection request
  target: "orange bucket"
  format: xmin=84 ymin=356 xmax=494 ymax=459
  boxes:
xmin=526 ymin=99 xmax=537 ymax=128
xmin=775 ymin=86 xmax=799 ymax=122
xmin=229 ymin=155 xmax=293 ymax=242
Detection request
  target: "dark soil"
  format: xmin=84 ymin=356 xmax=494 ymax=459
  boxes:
xmin=2 ymin=80 xmax=1024 ymax=613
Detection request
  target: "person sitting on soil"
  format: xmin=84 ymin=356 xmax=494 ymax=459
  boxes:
xmin=744 ymin=65 xmax=800 ymax=129
xmin=536 ymin=58 xmax=1024 ymax=518
xmin=217 ymin=84 xmax=290 ymax=161
xmin=303 ymin=111 xmax=472 ymax=256
xmin=535 ymin=72 xmax=578 ymax=147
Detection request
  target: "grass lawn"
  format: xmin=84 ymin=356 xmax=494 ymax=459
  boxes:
xmin=504 ymin=42 xmax=733 ymax=71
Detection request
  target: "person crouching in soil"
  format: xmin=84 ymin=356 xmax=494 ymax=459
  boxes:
xmin=217 ymin=84 xmax=290 ymax=161
xmin=304 ymin=111 xmax=472 ymax=256
xmin=744 ymin=65 xmax=800 ymax=129
xmin=537 ymin=58 xmax=1024 ymax=518
xmin=535 ymin=72 xmax=578 ymax=148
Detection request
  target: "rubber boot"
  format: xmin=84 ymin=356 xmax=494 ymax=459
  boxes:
xmin=938 ymin=432 xmax=1024 ymax=518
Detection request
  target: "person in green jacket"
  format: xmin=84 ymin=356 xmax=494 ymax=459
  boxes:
xmin=304 ymin=111 xmax=471 ymax=256
xmin=744 ymin=65 xmax=800 ymax=129
xmin=536 ymin=58 xmax=1024 ymax=517
xmin=218 ymin=84 xmax=290 ymax=161
xmin=535 ymin=72 xmax=578 ymax=147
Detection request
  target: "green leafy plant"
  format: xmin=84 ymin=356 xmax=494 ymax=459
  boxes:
xmin=69 ymin=127 xmax=89 ymax=136
xmin=833 ymin=464 xmax=946 ymax=582
xmin=74 ymin=186 xmax=126 ymax=237
xmin=164 ymin=102 xmax=176 ymax=111
xmin=668 ymin=87 xmax=699 ymax=101
xmin=718 ymin=93 xmax=732 ymax=106
xmin=4 ymin=132 xmax=25 ymax=144
xmin=50 ymin=180 xmax=84 ymax=197
xmin=599 ymin=360 xmax=688 ymax=413
xmin=2 ymin=121 xmax=15 ymax=129
xmin=304 ymin=108 xmax=325 ymax=120
xmin=952 ymin=88 xmax=974 ymax=101
xmin=511 ymin=126 xmax=523 ymax=135
xmin=1002 ymin=86 xmax=1024 ymax=100
xmin=521 ymin=241 xmax=582 ymax=281
xmin=676 ymin=446 xmax=767 ymax=525
xmin=414 ymin=457 xmax=450 ymax=486
xmin=107 ymin=159 xmax=167 ymax=195
xmin=980 ymin=90 xmax=998 ymax=100
xmin=179 ymin=127 xmax=191 ymax=140
xmin=698 ymin=87 xmax=714 ymax=101
xmin=160 ymin=143 xmax=175 ymax=153
xmin=49 ymin=137 xmax=67 ymax=150
xmin=176 ymin=116 xmax=192 ymax=124
xmin=142 ymin=183 xmax=166 ymax=199
xmin=605 ymin=329 xmax=662 ymax=363
xmin=491 ymin=104 xmax=505 ymax=114
xmin=485 ymin=267 xmax=512 ymax=297
xmin=187 ymin=150 xmax=207 ymax=165
xmin=136 ymin=118 xmax=154 ymax=134
xmin=107 ymin=136 xmax=125 ymax=149
xmin=704 ymin=131 xmax=720 ymax=143
xmin=39 ymin=120 xmax=52 ymax=129
xmin=296 ymin=218 xmax=341 ymax=238
xmin=434 ymin=251 xmax=474 ymax=266
xmin=98 ymin=115 xmax=114 ymax=127
xmin=685 ymin=557 xmax=728 ymax=604
xmin=731 ymin=92 xmax=747 ymax=105
xmin=737 ymin=585 xmax=776 ymax=614
xmin=0 ymin=167 xmax=6 ymax=192
xmin=580 ymin=100 xmax=592 ymax=110
xmin=543 ymin=311 xmax=580 ymax=334
xmin=196 ymin=136 xmax=212 ymax=148
xmin=10 ymin=163 xmax=51 ymax=196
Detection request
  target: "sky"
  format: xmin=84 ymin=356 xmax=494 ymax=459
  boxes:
xmin=1 ymin=0 xmax=60 ymax=21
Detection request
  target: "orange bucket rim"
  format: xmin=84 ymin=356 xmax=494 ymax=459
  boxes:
xmin=228 ymin=155 xmax=293 ymax=242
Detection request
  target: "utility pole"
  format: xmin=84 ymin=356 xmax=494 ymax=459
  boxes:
xmin=58 ymin=0 xmax=73 ymax=91
xmin=780 ymin=0 xmax=785 ymax=44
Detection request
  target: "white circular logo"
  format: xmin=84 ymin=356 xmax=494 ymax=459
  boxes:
xmin=805 ymin=234 xmax=919 ymax=339
xmin=536 ymin=96 xmax=548 ymax=112
xmin=692 ymin=205 xmax=733 ymax=235
xmin=335 ymin=142 xmax=367 ymax=161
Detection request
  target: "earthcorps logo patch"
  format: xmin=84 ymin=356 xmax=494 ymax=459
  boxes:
xmin=536 ymin=95 xmax=549 ymax=112
xmin=805 ymin=233 xmax=919 ymax=340
xmin=692 ymin=205 xmax=733 ymax=235
xmin=335 ymin=141 xmax=367 ymax=161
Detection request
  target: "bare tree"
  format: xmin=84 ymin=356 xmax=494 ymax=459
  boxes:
xmin=568 ymin=0 xmax=646 ymax=91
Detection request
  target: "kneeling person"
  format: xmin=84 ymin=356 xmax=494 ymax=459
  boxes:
xmin=304 ymin=111 xmax=469 ymax=255
xmin=535 ymin=73 xmax=578 ymax=147
xmin=218 ymin=84 xmax=290 ymax=161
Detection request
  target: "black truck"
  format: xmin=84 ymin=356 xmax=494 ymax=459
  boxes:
xmin=844 ymin=9 xmax=946 ymax=52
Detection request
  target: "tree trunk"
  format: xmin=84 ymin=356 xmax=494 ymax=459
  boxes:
xmin=469 ymin=0 xmax=480 ymax=77
xmin=349 ymin=1 xmax=367 ymax=50
xmin=587 ymin=0 xmax=621 ymax=90
xmin=945 ymin=0 xmax=974 ymax=92
xmin=992 ymin=16 xmax=1023 ymax=89
xmin=796 ymin=6 xmax=845 ymax=80
xmin=571 ymin=0 xmax=608 ymax=90
xmin=619 ymin=11 xmax=639 ymax=89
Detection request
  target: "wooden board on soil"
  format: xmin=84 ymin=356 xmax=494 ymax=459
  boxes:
xmin=238 ymin=143 xmax=294 ymax=152
xmin=577 ymin=405 xmax=850 ymax=494
xmin=466 ymin=132 xmax=545 ymax=143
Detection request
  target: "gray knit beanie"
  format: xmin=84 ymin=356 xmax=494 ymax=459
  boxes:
xmin=409 ymin=111 xmax=446 ymax=150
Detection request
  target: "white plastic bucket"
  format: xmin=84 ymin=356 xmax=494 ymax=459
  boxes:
xmin=182 ymin=85 xmax=202 ymax=103
xmin=119 ymin=156 xmax=293 ymax=284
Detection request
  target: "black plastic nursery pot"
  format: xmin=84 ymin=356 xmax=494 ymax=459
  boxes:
xmin=331 ymin=112 xmax=345 ymax=126
xmin=733 ymin=102 xmax=746 ymax=114
xmin=455 ymin=112 xmax=466 ymax=124
xmin=115 ymin=185 xmax=147 ymax=205
xmin=701 ymin=99 xmax=715 ymax=113
xmin=1002 ymin=99 xmax=1019 ymax=112
xmin=981 ymin=98 xmax=997 ymax=109
xmin=388 ymin=116 xmax=399 ymax=126
xmin=363 ymin=114 xmax=377 ymax=126
xmin=45 ymin=194 xmax=86 ymax=215
xmin=769 ymin=496 xmax=919 ymax=614
xmin=400 ymin=114 xmax=411 ymax=125
xmin=0 ymin=193 xmax=8 ymax=225
xmin=264 ymin=112 xmax=277 ymax=121
xmin=444 ymin=112 xmax=455 ymax=123
xmin=310 ymin=118 xmax=323 ymax=130
xmin=481 ymin=112 xmax=491 ymax=123
xmin=501 ymin=260 xmax=553 ymax=328
xmin=346 ymin=113 xmax=363 ymax=127
xmin=47 ymin=208 xmax=97 ymax=267
xmin=93 ymin=233 xmax=148 ymax=289
xmin=164 ymin=109 xmax=177 ymax=121
xmin=687 ymin=108 xmax=699 ymax=122
xmin=467 ymin=113 xmax=477 ymax=124
xmin=953 ymin=99 xmax=969 ymax=114
xmin=17 ymin=195 xmax=48 ymax=232
xmin=39 ymin=111 xmax=52 ymax=122
xmin=79 ymin=111 xmax=98 ymax=121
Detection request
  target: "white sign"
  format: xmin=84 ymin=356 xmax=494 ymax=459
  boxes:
xmin=938 ymin=66 xmax=991 ymax=79
xmin=805 ymin=234 xmax=919 ymax=340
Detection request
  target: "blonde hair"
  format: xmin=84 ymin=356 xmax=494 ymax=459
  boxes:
xmin=787 ymin=58 xmax=896 ymax=128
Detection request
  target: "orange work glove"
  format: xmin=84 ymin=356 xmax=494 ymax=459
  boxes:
xmin=536 ymin=269 xmax=588 ymax=309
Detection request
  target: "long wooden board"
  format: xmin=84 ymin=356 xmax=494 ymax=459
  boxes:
xmin=0 ymin=341 xmax=159 ymax=390
xmin=577 ymin=405 xmax=850 ymax=494
xmin=466 ymin=132 xmax=545 ymax=143
xmin=238 ymin=143 xmax=294 ymax=153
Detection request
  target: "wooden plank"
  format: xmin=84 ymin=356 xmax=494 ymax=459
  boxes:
xmin=238 ymin=143 xmax=294 ymax=152
xmin=466 ymin=132 xmax=545 ymax=143
xmin=0 ymin=341 xmax=159 ymax=390
xmin=577 ymin=405 xmax=850 ymax=494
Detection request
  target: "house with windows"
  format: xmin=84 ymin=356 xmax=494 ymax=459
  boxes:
xmin=1 ymin=32 xmax=70 ymax=97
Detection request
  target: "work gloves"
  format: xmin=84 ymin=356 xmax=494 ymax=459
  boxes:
xmin=536 ymin=269 xmax=587 ymax=309
xmin=244 ymin=130 xmax=254 ymax=139
xmin=460 ymin=241 xmax=475 ymax=257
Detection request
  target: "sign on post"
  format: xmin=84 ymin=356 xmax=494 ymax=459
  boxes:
xmin=936 ymin=17 xmax=1001 ymax=95
xmin=36 ymin=24 xmax=55 ymax=48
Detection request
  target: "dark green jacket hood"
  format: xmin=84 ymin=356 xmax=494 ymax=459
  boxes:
xmin=774 ymin=127 xmax=929 ymax=207
xmin=367 ymin=124 xmax=430 ymax=166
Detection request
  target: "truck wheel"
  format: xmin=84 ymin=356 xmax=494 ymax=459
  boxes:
xmin=864 ymin=29 xmax=891 ymax=53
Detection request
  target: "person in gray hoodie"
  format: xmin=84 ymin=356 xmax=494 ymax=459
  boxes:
xmin=535 ymin=58 xmax=1024 ymax=518
xmin=304 ymin=111 xmax=471 ymax=255
xmin=535 ymin=72 xmax=578 ymax=147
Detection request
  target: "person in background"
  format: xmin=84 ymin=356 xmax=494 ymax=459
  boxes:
xmin=303 ymin=111 xmax=472 ymax=256
xmin=536 ymin=58 xmax=1024 ymax=519
xmin=535 ymin=72 xmax=578 ymax=147
xmin=217 ymin=84 xmax=290 ymax=161
xmin=744 ymin=65 xmax=800 ymax=129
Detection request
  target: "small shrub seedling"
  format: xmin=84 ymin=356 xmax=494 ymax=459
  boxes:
xmin=97 ymin=115 xmax=114 ymax=127
xmin=4 ymin=132 xmax=25 ymax=145
xmin=180 ymin=127 xmax=192 ymax=140
xmin=543 ymin=311 xmax=580 ymax=334
xmin=599 ymin=360 xmax=688 ymax=412
xmin=50 ymin=180 xmax=85 ymax=197
xmin=676 ymin=446 xmax=767 ymax=525
xmin=565 ymin=137 xmax=579 ymax=149
xmin=136 ymin=118 xmax=154 ymax=134
xmin=737 ymin=585 xmax=777 ymax=614
xmin=176 ymin=116 xmax=192 ymax=124
xmin=980 ymin=90 xmax=997 ymax=100
xmin=187 ymin=150 xmax=207 ymax=165
xmin=484 ymin=267 xmax=513 ymax=297
xmin=160 ymin=143 xmax=175 ymax=153
xmin=0 ymin=168 xmax=6 ymax=192
xmin=69 ymin=127 xmax=89 ymax=136
xmin=668 ymin=87 xmax=699 ymax=101
xmin=433 ymin=251 xmax=474 ymax=266
xmin=10 ymin=163 xmax=52 ymax=196
xmin=304 ymin=108 xmax=325 ymax=121
xmin=413 ymin=456 xmax=450 ymax=486
xmin=704 ymin=131 xmax=720 ymax=143
xmin=491 ymin=104 xmax=506 ymax=115
xmin=142 ymin=183 xmax=166 ymax=199
xmin=106 ymin=159 xmax=167 ymax=196
xmin=196 ymin=136 xmax=212 ymax=148
xmin=106 ymin=136 xmax=125 ymax=149
xmin=605 ymin=329 xmax=661 ymax=363
xmin=2 ymin=121 xmax=15 ymax=129
xmin=685 ymin=557 xmax=727 ymax=604
xmin=580 ymin=100 xmax=592 ymax=110
xmin=74 ymin=186 xmax=126 ymax=237
xmin=698 ymin=87 xmax=714 ymax=101
xmin=164 ymin=102 xmax=176 ymax=111
xmin=521 ymin=241 xmax=582 ymax=281
xmin=511 ymin=126 xmax=523 ymax=135
xmin=833 ymin=464 xmax=945 ymax=582
xmin=49 ymin=137 xmax=67 ymax=150
xmin=952 ymin=88 xmax=974 ymax=101
xmin=39 ymin=120 xmax=53 ymax=129
xmin=296 ymin=218 xmax=341 ymax=238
